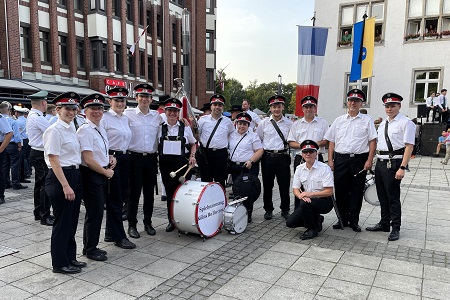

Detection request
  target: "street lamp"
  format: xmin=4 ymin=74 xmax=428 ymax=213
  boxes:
xmin=277 ymin=74 xmax=282 ymax=95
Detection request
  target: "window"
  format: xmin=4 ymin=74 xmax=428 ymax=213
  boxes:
xmin=170 ymin=0 xmax=185 ymax=6
xmin=206 ymin=69 xmax=215 ymax=91
xmin=76 ymin=40 xmax=85 ymax=68
xmin=20 ymin=26 xmax=32 ymax=61
xmin=146 ymin=10 xmax=153 ymax=36
xmin=172 ymin=23 xmax=177 ymax=45
xmin=157 ymin=14 xmax=162 ymax=38
xmin=112 ymin=0 xmax=120 ymax=17
xmin=206 ymin=0 xmax=214 ymax=13
xmin=173 ymin=63 xmax=177 ymax=82
xmin=413 ymin=69 xmax=441 ymax=104
xmin=138 ymin=1 xmax=144 ymax=25
xmin=158 ymin=58 xmax=163 ymax=84
xmin=59 ymin=35 xmax=68 ymax=65
xmin=140 ymin=51 xmax=145 ymax=76
xmin=345 ymin=74 xmax=371 ymax=107
xmin=126 ymin=0 xmax=132 ymax=21
xmin=74 ymin=0 xmax=83 ymax=11
xmin=407 ymin=0 xmax=450 ymax=39
xmin=58 ymin=0 xmax=67 ymax=7
xmin=339 ymin=1 xmax=385 ymax=46
xmin=206 ymin=31 xmax=214 ymax=52
xmin=113 ymin=44 xmax=122 ymax=72
xmin=147 ymin=55 xmax=153 ymax=81
xmin=128 ymin=51 xmax=134 ymax=75
xmin=90 ymin=0 xmax=104 ymax=11
xmin=39 ymin=31 xmax=50 ymax=63
xmin=91 ymin=39 xmax=107 ymax=70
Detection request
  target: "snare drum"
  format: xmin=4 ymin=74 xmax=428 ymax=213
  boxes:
xmin=223 ymin=199 xmax=248 ymax=234
xmin=171 ymin=181 xmax=226 ymax=237
xmin=364 ymin=176 xmax=380 ymax=206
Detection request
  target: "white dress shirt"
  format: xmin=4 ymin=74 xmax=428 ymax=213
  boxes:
xmin=77 ymin=119 xmax=109 ymax=167
xmin=26 ymin=108 xmax=50 ymax=151
xmin=287 ymin=116 xmax=329 ymax=155
xmin=158 ymin=121 xmax=197 ymax=154
xmin=437 ymin=94 xmax=448 ymax=110
xmin=228 ymin=130 xmax=262 ymax=162
xmin=43 ymin=119 xmax=81 ymax=168
xmin=324 ymin=112 xmax=377 ymax=154
xmin=198 ymin=115 xmax=234 ymax=149
xmin=101 ymin=110 xmax=132 ymax=152
xmin=376 ymin=113 xmax=416 ymax=159
xmin=292 ymin=160 xmax=334 ymax=192
xmin=244 ymin=109 xmax=261 ymax=130
xmin=426 ymin=96 xmax=434 ymax=107
xmin=256 ymin=116 xmax=293 ymax=150
xmin=124 ymin=107 xmax=163 ymax=153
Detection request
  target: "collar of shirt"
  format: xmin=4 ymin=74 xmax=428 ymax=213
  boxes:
xmin=269 ymin=115 xmax=285 ymax=123
xmin=300 ymin=116 xmax=317 ymax=124
xmin=300 ymin=159 xmax=319 ymax=171
xmin=385 ymin=113 xmax=403 ymax=124
xmin=86 ymin=119 xmax=100 ymax=129
xmin=56 ymin=118 xmax=71 ymax=129
xmin=345 ymin=112 xmax=362 ymax=120
xmin=108 ymin=109 xmax=121 ymax=117
xmin=164 ymin=120 xmax=181 ymax=128
xmin=135 ymin=106 xmax=152 ymax=116
xmin=30 ymin=108 xmax=43 ymax=116
xmin=1 ymin=114 xmax=10 ymax=119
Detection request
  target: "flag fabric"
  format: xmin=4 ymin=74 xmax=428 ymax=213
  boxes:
xmin=350 ymin=17 xmax=375 ymax=81
xmin=217 ymin=70 xmax=225 ymax=91
xmin=296 ymin=26 xmax=328 ymax=117
xmin=130 ymin=25 xmax=149 ymax=56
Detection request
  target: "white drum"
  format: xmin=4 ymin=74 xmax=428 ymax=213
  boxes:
xmin=223 ymin=199 xmax=248 ymax=234
xmin=172 ymin=181 xmax=226 ymax=237
xmin=364 ymin=176 xmax=380 ymax=206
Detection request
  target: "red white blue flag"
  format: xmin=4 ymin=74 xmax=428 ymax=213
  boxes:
xmin=296 ymin=26 xmax=328 ymax=116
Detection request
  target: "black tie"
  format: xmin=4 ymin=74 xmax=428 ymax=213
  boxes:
xmin=74 ymin=118 xmax=79 ymax=130
xmin=444 ymin=96 xmax=447 ymax=108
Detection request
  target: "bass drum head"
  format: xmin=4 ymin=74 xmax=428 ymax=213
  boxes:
xmin=196 ymin=182 xmax=226 ymax=237
xmin=223 ymin=204 xmax=248 ymax=234
xmin=364 ymin=184 xmax=380 ymax=206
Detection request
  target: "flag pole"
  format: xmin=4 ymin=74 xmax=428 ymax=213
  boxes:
xmin=311 ymin=11 xmax=316 ymax=26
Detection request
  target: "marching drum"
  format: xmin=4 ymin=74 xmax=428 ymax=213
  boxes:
xmin=364 ymin=176 xmax=380 ymax=206
xmin=171 ymin=181 xmax=226 ymax=238
xmin=223 ymin=198 xmax=248 ymax=234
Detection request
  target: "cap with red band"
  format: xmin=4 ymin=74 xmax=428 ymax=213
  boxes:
xmin=300 ymin=139 xmax=319 ymax=152
xmin=164 ymin=98 xmax=183 ymax=110
xmin=107 ymin=87 xmax=129 ymax=99
xmin=267 ymin=95 xmax=286 ymax=106
xmin=80 ymin=93 xmax=106 ymax=108
xmin=347 ymin=89 xmax=366 ymax=102
xmin=382 ymin=92 xmax=403 ymax=105
xmin=235 ymin=112 xmax=252 ymax=124
xmin=301 ymin=95 xmax=318 ymax=107
xmin=134 ymin=83 xmax=155 ymax=96
xmin=53 ymin=92 xmax=81 ymax=107
xmin=210 ymin=94 xmax=226 ymax=104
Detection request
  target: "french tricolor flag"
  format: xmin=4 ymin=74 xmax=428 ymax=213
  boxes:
xmin=296 ymin=26 xmax=328 ymax=116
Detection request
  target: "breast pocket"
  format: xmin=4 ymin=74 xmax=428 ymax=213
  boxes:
xmin=354 ymin=124 xmax=367 ymax=138
xmin=312 ymin=180 xmax=323 ymax=191
xmin=313 ymin=127 xmax=325 ymax=140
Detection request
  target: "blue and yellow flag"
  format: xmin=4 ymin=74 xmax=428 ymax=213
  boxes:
xmin=350 ymin=17 xmax=375 ymax=81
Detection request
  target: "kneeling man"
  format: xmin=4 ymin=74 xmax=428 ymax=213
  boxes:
xmin=286 ymin=140 xmax=334 ymax=240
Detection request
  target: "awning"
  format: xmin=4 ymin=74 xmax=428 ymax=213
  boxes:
xmin=22 ymin=81 xmax=99 ymax=97
xmin=0 ymin=79 xmax=38 ymax=91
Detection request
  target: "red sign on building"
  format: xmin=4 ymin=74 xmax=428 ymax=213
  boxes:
xmin=105 ymin=78 xmax=127 ymax=87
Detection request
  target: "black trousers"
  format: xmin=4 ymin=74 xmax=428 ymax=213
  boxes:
xmin=261 ymin=153 xmax=291 ymax=213
xmin=441 ymin=109 xmax=449 ymax=124
xmin=105 ymin=153 xmax=129 ymax=242
xmin=230 ymin=161 xmax=260 ymax=214
xmin=286 ymin=197 xmax=333 ymax=230
xmin=46 ymin=168 xmax=82 ymax=268
xmin=293 ymin=154 xmax=324 ymax=210
xmin=375 ymin=159 xmax=402 ymax=230
xmin=200 ymin=148 xmax=228 ymax=188
xmin=0 ymin=151 xmax=5 ymax=198
xmin=80 ymin=166 xmax=107 ymax=254
xmin=127 ymin=153 xmax=158 ymax=227
xmin=3 ymin=143 xmax=21 ymax=188
xmin=333 ymin=152 xmax=368 ymax=224
xmin=30 ymin=149 xmax=51 ymax=219
xmin=160 ymin=158 xmax=186 ymax=222
xmin=20 ymin=138 xmax=31 ymax=179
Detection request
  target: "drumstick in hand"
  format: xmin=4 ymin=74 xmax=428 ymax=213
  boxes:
xmin=170 ymin=164 xmax=188 ymax=178
xmin=178 ymin=165 xmax=193 ymax=183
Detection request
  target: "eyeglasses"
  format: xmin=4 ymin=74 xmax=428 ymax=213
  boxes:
xmin=302 ymin=150 xmax=316 ymax=154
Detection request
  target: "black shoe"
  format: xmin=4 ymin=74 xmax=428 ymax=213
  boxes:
xmin=332 ymin=221 xmax=348 ymax=229
xmin=281 ymin=211 xmax=290 ymax=220
xmin=12 ymin=184 xmax=28 ymax=190
xmin=0 ymin=197 xmax=4 ymax=205
xmin=128 ymin=227 xmax=140 ymax=239
xmin=247 ymin=213 xmax=252 ymax=224
xmin=161 ymin=196 xmax=167 ymax=202
xmin=104 ymin=236 xmax=113 ymax=242
xmin=349 ymin=223 xmax=361 ymax=232
xmin=82 ymin=248 xmax=107 ymax=256
xmin=86 ymin=252 xmax=107 ymax=261
xmin=366 ymin=223 xmax=390 ymax=232
xmin=114 ymin=238 xmax=136 ymax=249
xmin=5 ymin=184 xmax=12 ymax=189
xmin=144 ymin=224 xmax=156 ymax=236
xmin=70 ymin=260 xmax=87 ymax=268
xmin=388 ymin=229 xmax=400 ymax=241
xmin=40 ymin=217 xmax=54 ymax=226
xmin=264 ymin=211 xmax=273 ymax=220
xmin=316 ymin=215 xmax=324 ymax=232
xmin=53 ymin=265 xmax=81 ymax=274
xmin=300 ymin=229 xmax=318 ymax=240
xmin=166 ymin=223 xmax=176 ymax=232
xmin=34 ymin=215 xmax=41 ymax=221
xmin=20 ymin=179 xmax=31 ymax=183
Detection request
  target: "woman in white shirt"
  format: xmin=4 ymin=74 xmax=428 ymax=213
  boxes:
xmin=77 ymin=94 xmax=116 ymax=262
xmin=43 ymin=92 xmax=85 ymax=274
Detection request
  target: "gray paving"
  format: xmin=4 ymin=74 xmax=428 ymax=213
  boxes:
xmin=0 ymin=156 xmax=449 ymax=299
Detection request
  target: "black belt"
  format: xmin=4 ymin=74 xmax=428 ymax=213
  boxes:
xmin=127 ymin=151 xmax=157 ymax=156
xmin=265 ymin=149 xmax=287 ymax=154
xmin=9 ymin=142 xmax=17 ymax=145
xmin=378 ymin=158 xmax=402 ymax=162
xmin=335 ymin=152 xmax=368 ymax=158
xmin=377 ymin=148 xmax=405 ymax=156
xmin=62 ymin=165 xmax=79 ymax=170
xmin=231 ymin=161 xmax=245 ymax=166
xmin=109 ymin=150 xmax=127 ymax=155
xmin=205 ymin=147 xmax=227 ymax=151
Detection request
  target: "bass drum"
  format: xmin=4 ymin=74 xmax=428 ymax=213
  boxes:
xmin=364 ymin=176 xmax=380 ymax=206
xmin=223 ymin=199 xmax=248 ymax=234
xmin=171 ymin=181 xmax=226 ymax=237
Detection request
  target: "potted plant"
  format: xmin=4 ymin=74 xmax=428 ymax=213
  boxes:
xmin=441 ymin=30 xmax=450 ymax=38
xmin=423 ymin=31 xmax=440 ymax=39
xmin=405 ymin=33 xmax=420 ymax=41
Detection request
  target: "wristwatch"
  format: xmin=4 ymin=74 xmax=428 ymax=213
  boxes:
xmin=400 ymin=166 xmax=406 ymax=170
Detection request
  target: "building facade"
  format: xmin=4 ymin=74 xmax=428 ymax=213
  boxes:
xmin=314 ymin=0 xmax=450 ymax=123
xmin=0 ymin=0 xmax=217 ymax=106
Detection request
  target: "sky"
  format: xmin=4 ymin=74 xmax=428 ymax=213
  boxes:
xmin=216 ymin=0 xmax=315 ymax=88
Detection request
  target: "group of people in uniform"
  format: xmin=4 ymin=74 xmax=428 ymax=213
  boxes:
xmin=8 ymin=83 xmax=414 ymax=275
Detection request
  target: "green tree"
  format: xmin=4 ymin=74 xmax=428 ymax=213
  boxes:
xmin=244 ymin=81 xmax=297 ymax=114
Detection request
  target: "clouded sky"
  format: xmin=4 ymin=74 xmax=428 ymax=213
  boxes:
xmin=216 ymin=0 xmax=315 ymax=88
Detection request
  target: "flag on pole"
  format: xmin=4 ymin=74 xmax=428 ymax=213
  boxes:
xmin=217 ymin=70 xmax=225 ymax=91
xmin=350 ymin=17 xmax=375 ymax=81
xmin=296 ymin=26 xmax=328 ymax=117
xmin=130 ymin=25 xmax=149 ymax=56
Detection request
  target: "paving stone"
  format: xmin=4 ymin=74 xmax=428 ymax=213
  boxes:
xmin=276 ymin=270 xmax=326 ymax=294
xmin=215 ymin=276 xmax=271 ymax=300
xmin=379 ymin=257 xmax=424 ymax=277
xmin=373 ymin=271 xmax=422 ymax=295
xmin=422 ymin=279 xmax=450 ymax=299
xmin=303 ymin=246 xmax=344 ymax=263
xmin=290 ymin=257 xmax=335 ymax=277
xmin=367 ymin=287 xmax=420 ymax=300
xmin=317 ymin=277 xmax=371 ymax=300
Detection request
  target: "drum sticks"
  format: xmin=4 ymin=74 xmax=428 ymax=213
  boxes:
xmin=178 ymin=165 xmax=193 ymax=183
xmin=170 ymin=164 xmax=188 ymax=178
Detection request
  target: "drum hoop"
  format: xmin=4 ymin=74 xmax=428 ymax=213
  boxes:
xmin=195 ymin=182 xmax=226 ymax=237
xmin=170 ymin=181 xmax=188 ymax=229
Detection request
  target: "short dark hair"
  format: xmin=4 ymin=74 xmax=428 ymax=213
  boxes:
xmin=442 ymin=89 xmax=447 ymax=93
xmin=242 ymin=99 xmax=250 ymax=105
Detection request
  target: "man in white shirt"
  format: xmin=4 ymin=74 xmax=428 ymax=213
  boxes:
xmin=425 ymin=91 xmax=435 ymax=123
xmin=242 ymin=99 xmax=261 ymax=130
xmin=437 ymin=89 xmax=448 ymax=125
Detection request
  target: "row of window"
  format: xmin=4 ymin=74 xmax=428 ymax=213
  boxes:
xmin=339 ymin=0 xmax=450 ymax=45
xmin=346 ymin=69 xmax=442 ymax=106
